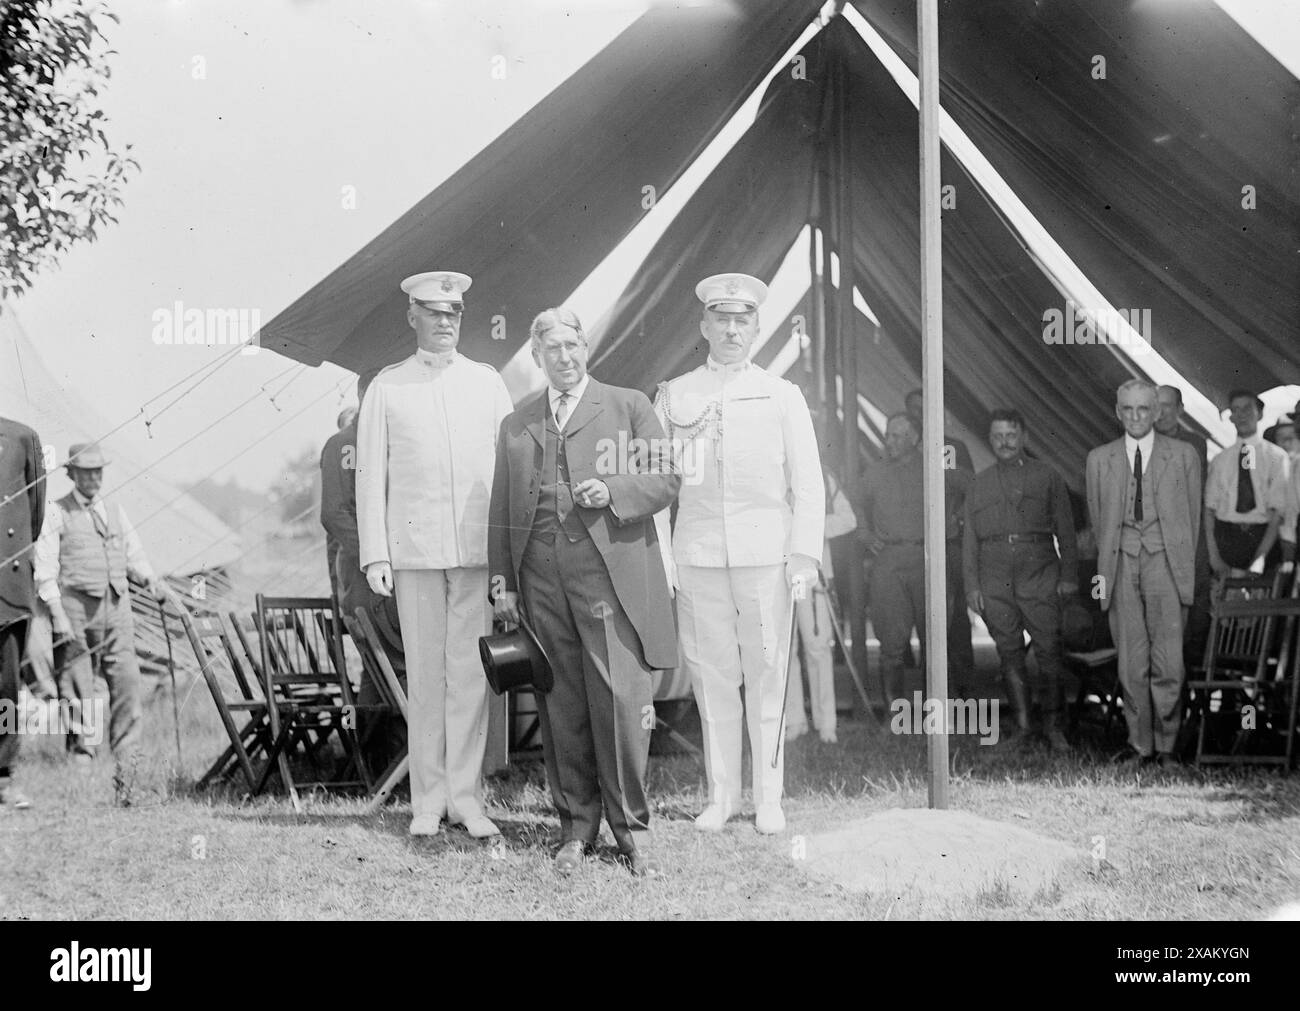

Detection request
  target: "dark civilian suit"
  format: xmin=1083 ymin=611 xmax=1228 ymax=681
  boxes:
xmin=1086 ymin=433 xmax=1200 ymax=757
xmin=319 ymin=419 xmax=404 ymax=670
xmin=320 ymin=419 xmax=406 ymax=772
xmin=0 ymin=417 xmax=46 ymax=776
xmin=488 ymin=378 xmax=679 ymax=854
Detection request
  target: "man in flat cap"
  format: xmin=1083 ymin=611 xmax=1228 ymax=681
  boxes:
xmin=32 ymin=443 xmax=170 ymax=803
xmin=489 ymin=307 xmax=680 ymax=876
xmin=0 ymin=415 xmax=46 ymax=810
xmin=356 ymin=270 xmax=514 ymax=838
xmin=655 ymin=273 xmax=824 ymax=834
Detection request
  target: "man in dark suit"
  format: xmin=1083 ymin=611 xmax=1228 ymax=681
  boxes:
xmin=1086 ymin=380 xmax=1201 ymax=768
xmin=0 ymin=416 xmax=46 ymax=809
xmin=320 ymin=368 xmax=404 ymax=771
xmin=489 ymin=307 xmax=680 ymax=877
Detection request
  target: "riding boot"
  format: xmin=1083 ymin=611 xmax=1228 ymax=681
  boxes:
xmin=1002 ymin=662 xmax=1031 ymax=736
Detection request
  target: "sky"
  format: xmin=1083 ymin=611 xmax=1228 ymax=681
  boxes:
xmin=7 ymin=0 xmax=1297 ymax=499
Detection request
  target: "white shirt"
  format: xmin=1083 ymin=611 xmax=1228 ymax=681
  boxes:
xmin=653 ymin=356 xmax=824 ymax=570
xmin=33 ymin=489 xmax=155 ymax=603
xmin=356 ymin=350 xmax=514 ymax=570
xmin=1205 ymin=432 xmax=1291 ymax=536
xmin=548 ymin=374 xmax=590 ymax=432
xmin=1123 ymin=431 xmax=1155 ymax=475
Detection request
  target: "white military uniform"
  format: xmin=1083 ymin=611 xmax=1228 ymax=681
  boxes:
xmin=654 ymin=356 xmax=824 ymax=811
xmin=356 ymin=346 xmax=513 ymax=825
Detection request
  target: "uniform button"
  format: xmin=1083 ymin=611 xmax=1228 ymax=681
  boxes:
xmin=11 ymin=561 xmax=18 ymax=570
xmin=6 ymin=528 xmax=12 ymax=536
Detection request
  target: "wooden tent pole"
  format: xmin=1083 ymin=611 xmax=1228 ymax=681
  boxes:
xmin=919 ymin=0 xmax=949 ymax=809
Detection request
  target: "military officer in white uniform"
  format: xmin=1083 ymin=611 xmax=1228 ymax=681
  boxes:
xmin=654 ymin=273 xmax=824 ymax=834
xmin=356 ymin=270 xmax=514 ymax=838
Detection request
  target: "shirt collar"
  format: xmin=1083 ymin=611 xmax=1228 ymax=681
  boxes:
xmin=705 ymin=356 xmax=751 ymax=375
xmin=1235 ymin=431 xmax=1264 ymax=448
xmin=1124 ymin=431 xmax=1155 ymax=459
xmin=415 ymin=348 xmax=457 ymax=369
xmin=72 ymin=488 xmax=102 ymax=510
xmin=549 ymin=374 xmax=590 ymax=409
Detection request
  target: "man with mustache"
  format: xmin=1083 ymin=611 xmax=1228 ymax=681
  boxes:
xmin=655 ymin=273 xmax=824 ymax=835
xmin=962 ymin=409 xmax=1076 ymax=748
xmin=356 ymin=271 xmax=513 ymax=838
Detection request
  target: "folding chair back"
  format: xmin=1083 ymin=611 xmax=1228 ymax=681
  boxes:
xmin=1189 ymin=595 xmax=1300 ymax=768
xmin=347 ymin=607 xmax=410 ymax=813
xmin=254 ymin=594 xmax=377 ymax=807
xmin=176 ymin=604 xmax=271 ymax=792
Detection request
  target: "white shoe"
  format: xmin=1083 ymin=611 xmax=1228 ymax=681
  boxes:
xmin=755 ymin=803 xmax=786 ymax=834
xmin=409 ymin=814 xmax=441 ymax=837
xmin=818 ymin=727 xmax=838 ymax=744
xmin=785 ymin=723 xmax=808 ymax=742
xmin=694 ymin=802 xmax=735 ymax=832
xmin=458 ymin=813 xmax=501 ymax=839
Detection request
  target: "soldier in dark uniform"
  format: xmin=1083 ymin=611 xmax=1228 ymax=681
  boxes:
xmin=862 ymin=412 xmax=966 ymax=705
xmin=0 ymin=416 xmax=46 ymax=809
xmin=963 ymin=409 xmax=1077 ymax=749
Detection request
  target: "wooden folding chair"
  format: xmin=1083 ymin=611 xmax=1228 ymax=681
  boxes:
xmin=253 ymin=595 xmax=384 ymax=809
xmin=345 ymin=607 xmax=410 ymax=814
xmin=176 ymin=604 xmax=272 ymax=793
xmin=1186 ymin=576 xmax=1300 ymax=768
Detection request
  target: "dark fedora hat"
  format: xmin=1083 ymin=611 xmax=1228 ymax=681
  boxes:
xmin=479 ymin=617 xmax=553 ymax=695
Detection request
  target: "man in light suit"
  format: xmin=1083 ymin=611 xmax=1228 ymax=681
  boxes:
xmin=655 ymin=273 xmax=824 ymax=835
xmin=0 ymin=416 xmax=45 ymax=810
xmin=489 ymin=307 xmax=679 ymax=876
xmin=1086 ymin=379 xmax=1201 ymax=768
xmin=356 ymin=270 xmax=514 ymax=838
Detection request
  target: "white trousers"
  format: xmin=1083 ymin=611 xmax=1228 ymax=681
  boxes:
xmin=393 ymin=567 xmax=491 ymax=822
xmin=677 ymin=564 xmax=792 ymax=808
xmin=785 ymin=589 xmax=837 ymax=734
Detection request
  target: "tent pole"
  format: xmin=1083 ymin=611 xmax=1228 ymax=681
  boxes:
xmin=919 ymin=0 xmax=949 ymax=809
xmin=833 ymin=51 xmax=870 ymax=720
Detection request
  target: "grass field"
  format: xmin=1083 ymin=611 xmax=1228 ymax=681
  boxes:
xmin=4 ymin=679 xmax=1299 ymax=921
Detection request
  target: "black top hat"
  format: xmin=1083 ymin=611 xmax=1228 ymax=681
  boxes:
xmin=479 ymin=616 xmax=554 ymax=695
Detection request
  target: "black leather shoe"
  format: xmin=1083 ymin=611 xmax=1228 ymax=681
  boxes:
xmin=625 ymin=849 xmax=664 ymax=878
xmin=554 ymin=840 xmax=586 ymax=875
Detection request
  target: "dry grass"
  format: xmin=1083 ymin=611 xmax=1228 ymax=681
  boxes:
xmin=3 ymin=682 xmax=1298 ymax=921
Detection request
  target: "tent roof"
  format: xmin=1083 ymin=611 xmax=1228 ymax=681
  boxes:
xmin=1 ymin=306 xmax=241 ymax=575
xmin=260 ymin=0 xmax=824 ymax=374
xmin=854 ymin=0 xmax=1299 ymax=405
xmin=260 ymin=2 xmax=1296 ymax=491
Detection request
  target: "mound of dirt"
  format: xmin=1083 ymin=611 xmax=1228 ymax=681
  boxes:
xmin=801 ymin=807 xmax=1083 ymax=899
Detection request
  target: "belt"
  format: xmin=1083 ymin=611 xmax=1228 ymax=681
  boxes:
xmin=1214 ymin=519 xmax=1267 ymax=533
xmin=980 ymin=532 xmax=1054 ymax=545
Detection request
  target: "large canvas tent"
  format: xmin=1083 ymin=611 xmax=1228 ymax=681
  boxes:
xmin=261 ymin=0 xmax=1298 ymax=480
xmin=259 ymin=0 xmax=1296 ymax=702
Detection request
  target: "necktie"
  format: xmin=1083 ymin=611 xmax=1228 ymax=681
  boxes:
xmin=1236 ymin=445 xmax=1256 ymax=513
xmin=1132 ymin=447 xmax=1143 ymax=522
xmin=89 ymin=503 xmax=110 ymax=539
xmin=555 ymin=392 xmax=571 ymax=429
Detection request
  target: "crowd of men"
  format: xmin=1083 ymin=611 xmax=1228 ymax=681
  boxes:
xmin=4 ymin=266 xmax=1297 ymax=877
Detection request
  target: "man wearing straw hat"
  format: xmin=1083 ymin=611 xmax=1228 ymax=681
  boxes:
xmin=356 ymin=270 xmax=513 ymax=839
xmin=655 ymin=272 xmax=824 ymax=835
xmin=32 ymin=443 xmax=170 ymax=803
